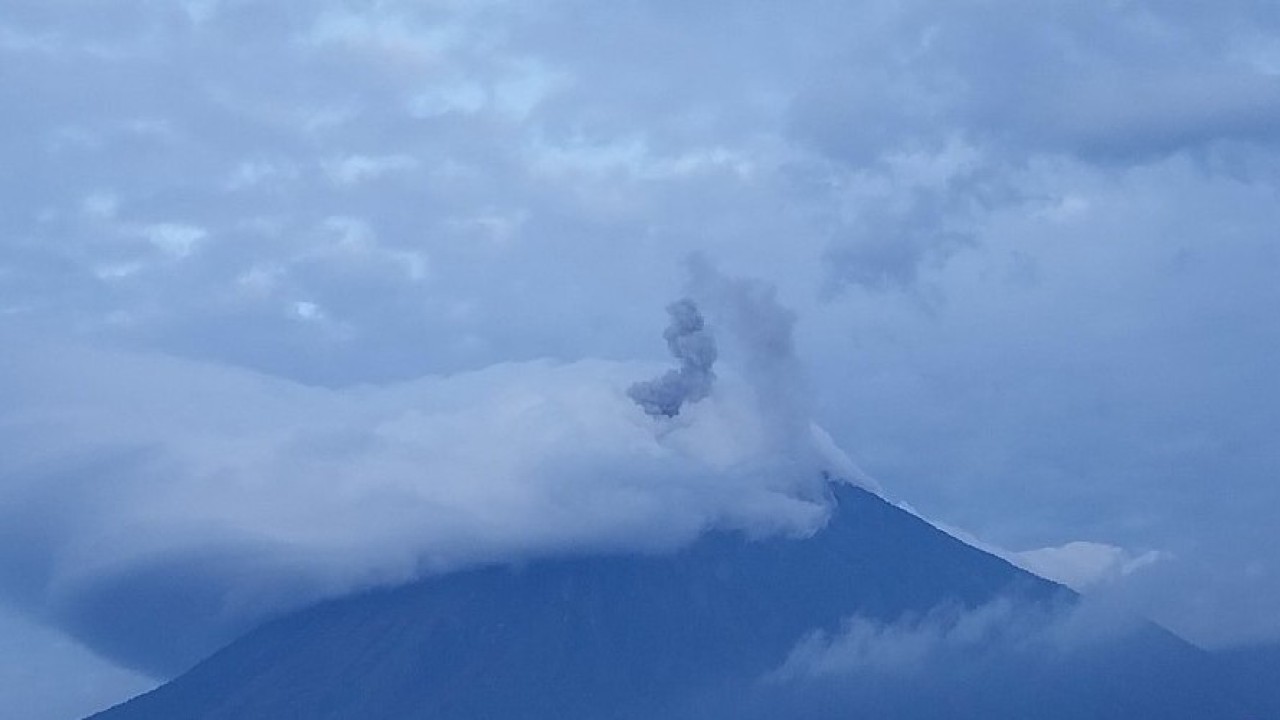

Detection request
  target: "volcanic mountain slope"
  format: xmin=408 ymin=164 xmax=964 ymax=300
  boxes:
xmin=1213 ymin=642 xmax=1280 ymax=718
xmin=89 ymin=484 xmax=1252 ymax=719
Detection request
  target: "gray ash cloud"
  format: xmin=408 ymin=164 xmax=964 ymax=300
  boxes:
xmin=628 ymin=299 xmax=717 ymax=418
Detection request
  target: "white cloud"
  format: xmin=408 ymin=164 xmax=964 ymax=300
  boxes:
xmin=290 ymin=300 xmax=324 ymax=322
xmin=138 ymin=223 xmax=207 ymax=259
xmin=0 ymin=284 xmax=859 ymax=674
xmin=771 ymin=595 xmax=1140 ymax=683
xmin=306 ymin=7 xmax=471 ymax=66
xmin=224 ymin=160 xmax=299 ymax=191
xmin=1015 ymin=542 xmax=1170 ymax=592
xmin=322 ymin=154 xmax=418 ymax=186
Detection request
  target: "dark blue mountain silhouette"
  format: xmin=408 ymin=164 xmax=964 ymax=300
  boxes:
xmin=87 ymin=484 xmax=1257 ymax=719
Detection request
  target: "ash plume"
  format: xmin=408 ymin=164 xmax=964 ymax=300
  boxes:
xmin=628 ymin=299 xmax=718 ymax=417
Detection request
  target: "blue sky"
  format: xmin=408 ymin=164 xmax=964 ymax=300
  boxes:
xmin=2 ymin=1 xmax=1279 ymax=716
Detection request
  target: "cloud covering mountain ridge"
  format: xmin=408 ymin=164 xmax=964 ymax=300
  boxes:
xmin=0 ymin=267 xmax=861 ymax=677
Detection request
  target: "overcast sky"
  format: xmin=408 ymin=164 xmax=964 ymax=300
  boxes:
xmin=2 ymin=1 xmax=1279 ymax=717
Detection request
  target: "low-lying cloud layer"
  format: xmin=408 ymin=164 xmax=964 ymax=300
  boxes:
xmin=0 ymin=271 xmax=860 ymax=676
xmin=771 ymin=596 xmax=1139 ymax=682
xmin=666 ymin=596 xmax=1226 ymax=720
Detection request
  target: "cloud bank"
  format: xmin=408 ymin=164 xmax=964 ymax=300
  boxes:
xmin=1016 ymin=542 xmax=1171 ymax=593
xmin=0 ymin=275 xmax=856 ymax=677
xmin=771 ymin=596 xmax=1139 ymax=682
xmin=665 ymin=595 xmax=1227 ymax=720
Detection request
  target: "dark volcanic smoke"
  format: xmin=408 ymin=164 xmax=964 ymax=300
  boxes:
xmin=628 ymin=299 xmax=717 ymax=417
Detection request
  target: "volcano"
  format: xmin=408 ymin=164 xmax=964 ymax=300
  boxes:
xmin=87 ymin=483 xmax=1254 ymax=719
